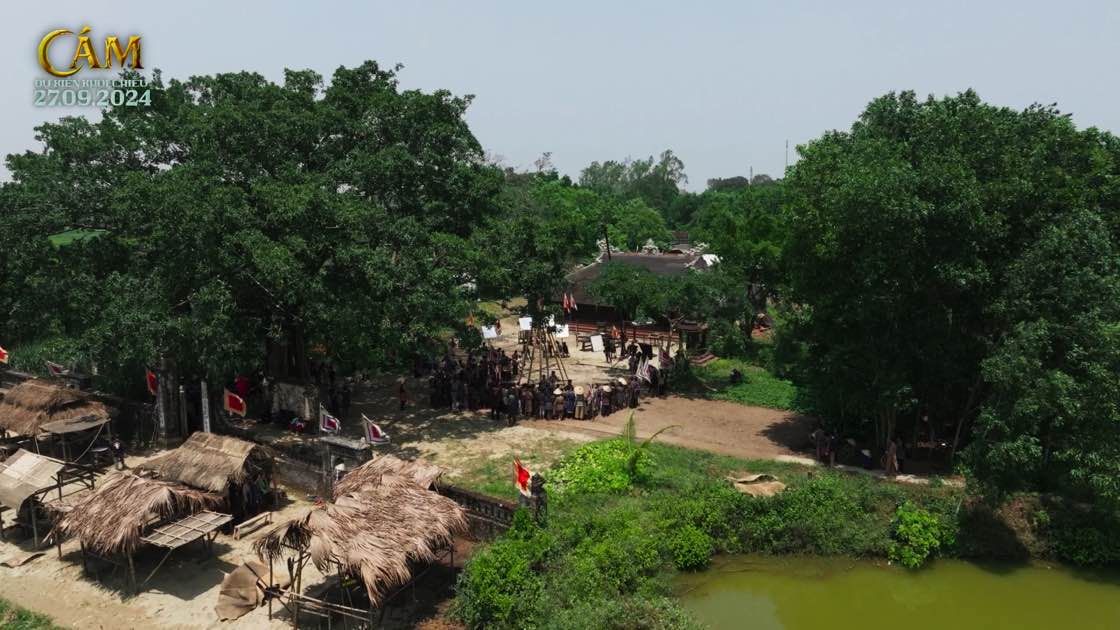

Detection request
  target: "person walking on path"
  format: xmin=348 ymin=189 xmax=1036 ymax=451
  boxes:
xmin=397 ymin=378 xmax=408 ymax=411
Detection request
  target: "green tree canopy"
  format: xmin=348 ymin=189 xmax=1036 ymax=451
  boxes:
xmin=1 ymin=62 xmax=501 ymax=392
xmin=784 ymin=89 xmax=1120 ymax=506
xmin=580 ymin=150 xmax=687 ymax=218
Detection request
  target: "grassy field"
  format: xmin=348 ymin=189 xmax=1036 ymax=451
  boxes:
xmin=0 ymin=598 xmax=62 ymax=630
xmin=443 ymin=435 xmax=586 ymax=500
xmin=693 ymin=358 xmax=815 ymax=413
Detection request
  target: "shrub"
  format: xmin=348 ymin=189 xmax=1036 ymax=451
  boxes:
xmin=668 ymin=525 xmax=714 ymax=570
xmin=889 ymin=501 xmax=956 ymax=568
xmin=452 ymin=510 xmax=551 ymax=628
xmin=549 ymin=439 xmax=649 ymax=495
xmin=1047 ymin=506 xmax=1120 ymax=567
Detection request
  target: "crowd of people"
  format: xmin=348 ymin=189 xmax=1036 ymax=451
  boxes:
xmin=422 ymin=341 xmax=670 ymax=425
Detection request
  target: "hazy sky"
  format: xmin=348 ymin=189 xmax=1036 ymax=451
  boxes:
xmin=7 ymin=1 xmax=1119 ymax=189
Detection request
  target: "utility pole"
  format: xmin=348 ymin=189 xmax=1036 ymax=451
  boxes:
xmin=200 ymin=379 xmax=211 ymax=433
xmin=156 ymin=356 xmax=168 ymax=445
xmin=785 ymin=140 xmax=789 ymax=172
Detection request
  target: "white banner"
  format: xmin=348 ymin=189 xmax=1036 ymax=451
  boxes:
xmin=555 ymin=324 xmax=570 ymax=339
xmin=590 ymin=334 xmax=604 ymax=352
xmin=518 ymin=317 xmax=533 ymax=331
xmin=482 ymin=325 xmax=498 ymax=339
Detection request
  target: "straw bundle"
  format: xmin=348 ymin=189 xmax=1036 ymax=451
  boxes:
xmin=140 ymin=432 xmax=271 ymax=493
xmin=331 ymin=454 xmax=445 ymax=499
xmin=0 ymin=380 xmax=109 ymax=436
xmin=256 ymin=478 xmax=467 ymax=604
xmin=54 ymin=470 xmax=222 ymax=556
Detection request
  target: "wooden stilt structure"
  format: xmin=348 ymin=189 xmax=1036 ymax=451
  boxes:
xmin=519 ymin=325 xmax=569 ymax=384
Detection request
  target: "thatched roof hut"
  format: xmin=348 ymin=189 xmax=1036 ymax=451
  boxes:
xmin=54 ymin=470 xmax=221 ymax=556
xmin=139 ymin=432 xmax=273 ymax=493
xmin=256 ymin=471 xmax=467 ymax=604
xmin=0 ymin=380 xmax=110 ymax=437
xmin=332 ymin=454 xmax=445 ymax=498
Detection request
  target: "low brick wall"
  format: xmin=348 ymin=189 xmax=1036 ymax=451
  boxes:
xmin=438 ymin=484 xmax=516 ymax=539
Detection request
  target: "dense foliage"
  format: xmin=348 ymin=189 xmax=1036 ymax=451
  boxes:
xmin=784 ymin=90 xmax=1120 ymax=508
xmin=889 ymin=501 xmax=957 ymax=568
xmin=453 ymin=438 xmax=977 ymax=629
xmin=1 ymin=62 xmax=502 ymax=392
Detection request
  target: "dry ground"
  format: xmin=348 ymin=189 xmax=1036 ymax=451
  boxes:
xmin=0 ymin=459 xmax=470 ymax=630
xmin=0 ymin=311 xmax=822 ymax=628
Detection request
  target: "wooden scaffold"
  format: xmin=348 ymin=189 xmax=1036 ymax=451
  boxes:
xmin=517 ymin=324 xmax=569 ymax=384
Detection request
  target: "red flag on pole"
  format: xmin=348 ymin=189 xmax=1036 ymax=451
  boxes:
xmin=514 ymin=459 xmax=532 ymax=497
xmin=562 ymin=292 xmax=570 ymax=313
xmin=145 ymin=369 xmax=158 ymax=396
xmin=223 ymin=389 xmax=247 ymax=417
xmin=362 ymin=414 xmax=390 ymax=445
xmin=320 ymin=405 xmax=340 ymax=433
xmin=569 ymin=292 xmax=578 ymax=311
xmin=0 ymin=346 xmax=8 ymax=364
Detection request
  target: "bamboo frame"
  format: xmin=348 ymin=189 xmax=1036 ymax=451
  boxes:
xmin=264 ymin=540 xmax=455 ymax=629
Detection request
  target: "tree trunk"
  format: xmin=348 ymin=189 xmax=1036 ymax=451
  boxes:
xmin=289 ymin=323 xmax=311 ymax=384
xmin=948 ymin=376 xmax=984 ymax=465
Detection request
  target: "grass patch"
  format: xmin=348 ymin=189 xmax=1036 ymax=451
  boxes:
xmin=47 ymin=228 xmax=106 ymax=247
xmin=452 ymin=432 xmax=964 ymax=629
xmin=694 ymin=358 xmax=814 ymax=413
xmin=0 ymin=598 xmax=63 ymax=630
xmin=443 ymin=437 xmax=586 ymax=501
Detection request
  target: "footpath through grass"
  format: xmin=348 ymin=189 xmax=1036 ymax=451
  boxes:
xmin=0 ymin=598 xmax=62 ymax=630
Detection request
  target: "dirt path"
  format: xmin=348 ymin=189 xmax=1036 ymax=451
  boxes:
xmin=527 ymin=394 xmax=815 ymax=462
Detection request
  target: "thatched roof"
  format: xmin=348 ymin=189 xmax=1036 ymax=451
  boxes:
xmin=0 ymin=380 xmax=110 ymax=437
xmin=0 ymin=450 xmax=65 ymax=510
xmin=256 ymin=472 xmax=467 ymax=604
xmin=332 ymin=455 xmax=445 ymax=499
xmin=53 ymin=470 xmax=221 ymax=556
xmin=139 ymin=432 xmax=272 ymax=493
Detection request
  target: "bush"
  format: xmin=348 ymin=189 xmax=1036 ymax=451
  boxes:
xmin=668 ymin=525 xmax=714 ymax=570
xmin=549 ymin=439 xmax=651 ymax=495
xmin=889 ymin=501 xmax=956 ymax=568
xmin=1047 ymin=506 xmax=1120 ymax=567
xmin=452 ymin=510 xmax=551 ymax=628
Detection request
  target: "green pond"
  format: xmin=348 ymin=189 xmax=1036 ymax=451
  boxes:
xmin=675 ymin=555 xmax=1120 ymax=630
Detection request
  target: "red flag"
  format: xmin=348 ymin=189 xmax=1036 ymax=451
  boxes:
xmin=514 ymin=459 xmax=532 ymax=497
xmin=46 ymin=361 xmax=67 ymax=377
xmin=569 ymin=292 xmax=578 ymax=311
xmin=562 ymin=292 xmax=570 ymax=313
xmin=223 ymin=389 xmax=247 ymax=417
xmin=145 ymin=369 xmax=158 ymax=396
xmin=0 ymin=346 xmax=8 ymax=364
xmin=362 ymin=414 xmax=390 ymax=445
xmin=320 ymin=404 xmax=340 ymax=433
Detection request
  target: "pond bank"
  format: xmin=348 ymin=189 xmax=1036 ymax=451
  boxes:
xmin=676 ymin=554 xmax=1120 ymax=630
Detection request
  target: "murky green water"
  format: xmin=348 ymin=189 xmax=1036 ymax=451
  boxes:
xmin=675 ymin=555 xmax=1120 ymax=630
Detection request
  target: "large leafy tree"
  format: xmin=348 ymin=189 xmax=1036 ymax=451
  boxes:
xmin=688 ymin=183 xmax=788 ymax=315
xmin=579 ymin=150 xmax=687 ymax=218
xmin=784 ymin=90 xmax=1120 ymax=505
xmin=1 ymin=62 xmax=501 ymax=392
xmin=473 ymin=173 xmax=601 ymax=317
